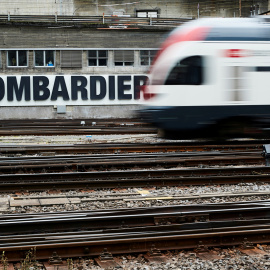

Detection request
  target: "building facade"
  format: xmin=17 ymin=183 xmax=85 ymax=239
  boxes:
xmin=0 ymin=23 xmax=166 ymax=119
xmin=0 ymin=1 xmax=269 ymax=18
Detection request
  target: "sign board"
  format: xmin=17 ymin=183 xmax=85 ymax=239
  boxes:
xmin=0 ymin=74 xmax=148 ymax=106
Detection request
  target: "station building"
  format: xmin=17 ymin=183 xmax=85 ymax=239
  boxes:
xmin=0 ymin=0 xmax=269 ymax=119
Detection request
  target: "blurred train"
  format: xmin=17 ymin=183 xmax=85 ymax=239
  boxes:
xmin=138 ymin=17 xmax=270 ymax=139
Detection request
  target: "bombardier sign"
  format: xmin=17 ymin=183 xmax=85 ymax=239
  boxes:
xmin=0 ymin=75 xmax=148 ymax=106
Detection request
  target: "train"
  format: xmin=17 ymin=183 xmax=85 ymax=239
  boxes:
xmin=138 ymin=17 xmax=270 ymax=139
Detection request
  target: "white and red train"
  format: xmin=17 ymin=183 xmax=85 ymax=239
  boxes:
xmin=139 ymin=17 xmax=270 ymax=139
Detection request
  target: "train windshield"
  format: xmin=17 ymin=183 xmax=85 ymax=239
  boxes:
xmin=165 ymin=55 xmax=203 ymax=85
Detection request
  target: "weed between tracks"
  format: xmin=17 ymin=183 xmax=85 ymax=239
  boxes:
xmin=1 ymin=248 xmax=41 ymax=270
xmin=1 ymin=248 xmax=77 ymax=270
xmin=1 ymin=252 xmax=8 ymax=270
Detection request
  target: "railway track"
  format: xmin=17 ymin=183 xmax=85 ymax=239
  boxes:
xmin=0 ymin=140 xmax=268 ymax=192
xmin=1 ymin=137 xmax=270 ymax=266
xmin=0 ymin=151 xmax=264 ymax=174
xmin=10 ymin=190 xmax=270 ymax=209
xmin=2 ymin=201 xmax=270 ymax=261
xmin=2 ymin=164 xmax=270 ymax=192
xmin=0 ymin=119 xmax=156 ymax=136
xmin=0 ymin=139 xmax=268 ymax=155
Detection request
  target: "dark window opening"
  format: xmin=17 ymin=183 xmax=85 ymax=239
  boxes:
xmin=115 ymin=61 xmax=133 ymax=66
xmin=140 ymin=50 xmax=157 ymax=66
xmin=35 ymin=50 xmax=54 ymax=67
xmin=88 ymin=50 xmax=108 ymax=67
xmin=256 ymin=66 xmax=270 ymax=72
xmin=165 ymin=56 xmax=203 ymax=85
xmin=8 ymin=50 xmax=27 ymax=67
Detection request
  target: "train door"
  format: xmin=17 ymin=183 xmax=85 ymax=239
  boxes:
xmin=227 ymin=66 xmax=248 ymax=102
xmin=221 ymin=48 xmax=251 ymax=104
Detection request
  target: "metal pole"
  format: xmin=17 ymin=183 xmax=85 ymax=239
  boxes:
xmin=239 ymin=0 xmax=241 ymax=17
xmin=198 ymin=3 xmax=200 ymax=19
xmin=60 ymin=0 xmax=62 ymax=16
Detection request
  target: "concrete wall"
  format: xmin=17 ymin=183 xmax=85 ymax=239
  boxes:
xmin=0 ymin=1 xmax=269 ymax=18
xmin=0 ymin=25 xmax=165 ymax=50
xmin=0 ymin=25 xmax=166 ymax=76
xmin=1 ymin=0 xmax=73 ymax=16
xmin=0 ymin=105 xmax=141 ymax=119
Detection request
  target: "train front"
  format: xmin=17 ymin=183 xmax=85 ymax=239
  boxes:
xmin=138 ymin=19 xmax=211 ymax=139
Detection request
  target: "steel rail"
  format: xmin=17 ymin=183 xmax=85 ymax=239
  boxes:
xmin=0 ymin=151 xmax=263 ymax=174
xmin=0 ymin=150 xmax=259 ymax=162
xmin=0 ymin=127 xmax=157 ymax=136
xmin=1 ymin=165 xmax=270 ymax=191
xmin=2 ymin=202 xmax=270 ymax=235
xmin=0 ymin=118 xmax=146 ymax=126
xmin=3 ymin=221 xmax=270 ymax=247
xmin=2 ymin=220 xmax=270 ymax=261
xmin=0 ymin=140 xmax=267 ymax=155
xmin=0 ymin=119 xmax=156 ymax=136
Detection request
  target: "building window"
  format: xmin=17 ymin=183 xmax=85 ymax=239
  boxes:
xmin=114 ymin=50 xmax=134 ymax=66
xmin=88 ymin=50 xmax=108 ymax=66
xmin=165 ymin=56 xmax=204 ymax=85
xmin=61 ymin=50 xmax=82 ymax=68
xmin=136 ymin=10 xmax=158 ymax=18
xmin=140 ymin=50 xmax=157 ymax=66
xmin=7 ymin=50 xmax=27 ymax=67
xmin=35 ymin=50 xmax=55 ymax=67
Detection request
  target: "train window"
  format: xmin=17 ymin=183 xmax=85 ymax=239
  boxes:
xmin=140 ymin=50 xmax=158 ymax=66
xmin=35 ymin=50 xmax=55 ymax=67
xmin=7 ymin=50 xmax=28 ymax=67
xmin=88 ymin=50 xmax=108 ymax=66
xmin=165 ymin=56 xmax=203 ymax=85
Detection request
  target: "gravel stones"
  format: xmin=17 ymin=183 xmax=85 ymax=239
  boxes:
xmin=6 ymin=182 xmax=270 ymax=214
xmin=72 ymin=248 xmax=270 ymax=269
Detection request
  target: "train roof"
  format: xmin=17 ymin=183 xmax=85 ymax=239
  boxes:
xmin=169 ymin=17 xmax=270 ymax=42
xmin=152 ymin=17 xmax=270 ymax=71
